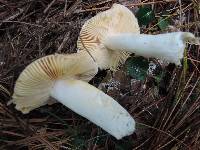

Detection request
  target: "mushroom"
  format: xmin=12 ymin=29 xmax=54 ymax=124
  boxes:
xmin=9 ymin=51 xmax=135 ymax=140
xmin=77 ymin=4 xmax=199 ymax=69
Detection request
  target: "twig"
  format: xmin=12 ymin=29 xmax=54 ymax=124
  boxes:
xmin=57 ymin=32 xmax=70 ymax=53
xmin=83 ymin=0 xmax=112 ymax=9
xmin=127 ymin=0 xmax=177 ymax=8
xmin=0 ymin=8 xmax=24 ymax=26
xmin=63 ymin=0 xmax=68 ymax=17
xmin=79 ymin=36 xmax=96 ymax=63
xmin=43 ymin=0 xmax=57 ymax=14
xmin=64 ymin=0 xmax=81 ymax=17
xmin=1 ymin=131 xmax=25 ymax=137
xmin=1 ymin=20 xmax=44 ymax=28
xmin=0 ymin=84 xmax=10 ymax=96
xmin=76 ymin=0 xmax=177 ymax=13
xmin=178 ymin=0 xmax=183 ymax=26
xmin=137 ymin=122 xmax=190 ymax=149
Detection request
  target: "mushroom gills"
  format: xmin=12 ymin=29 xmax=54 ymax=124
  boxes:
xmin=50 ymin=79 xmax=135 ymax=140
xmin=104 ymin=32 xmax=199 ymax=65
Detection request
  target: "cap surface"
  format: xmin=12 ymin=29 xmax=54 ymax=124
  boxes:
xmin=10 ymin=52 xmax=98 ymax=114
xmin=77 ymin=3 xmax=140 ymax=70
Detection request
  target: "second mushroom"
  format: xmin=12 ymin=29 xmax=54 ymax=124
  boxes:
xmin=77 ymin=4 xmax=199 ymax=69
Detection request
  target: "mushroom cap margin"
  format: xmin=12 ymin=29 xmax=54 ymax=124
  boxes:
xmin=10 ymin=53 xmax=98 ymax=114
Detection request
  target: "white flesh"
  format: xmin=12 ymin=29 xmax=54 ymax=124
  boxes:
xmin=50 ymin=79 xmax=135 ymax=140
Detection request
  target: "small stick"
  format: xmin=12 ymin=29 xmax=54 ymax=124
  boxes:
xmin=79 ymin=36 xmax=96 ymax=63
xmin=0 ymin=84 xmax=10 ymax=96
xmin=1 ymin=20 xmax=44 ymax=28
xmin=63 ymin=0 xmax=68 ymax=17
xmin=43 ymin=0 xmax=57 ymax=14
xmin=64 ymin=0 xmax=81 ymax=17
xmin=57 ymin=32 xmax=70 ymax=53
xmin=0 ymin=8 xmax=24 ymax=26
xmin=76 ymin=0 xmax=177 ymax=13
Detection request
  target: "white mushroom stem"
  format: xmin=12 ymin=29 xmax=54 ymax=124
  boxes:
xmin=104 ymin=32 xmax=199 ymax=65
xmin=50 ymin=79 xmax=135 ymax=140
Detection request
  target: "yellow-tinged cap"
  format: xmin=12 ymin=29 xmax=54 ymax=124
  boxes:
xmin=77 ymin=3 xmax=140 ymax=70
xmin=10 ymin=52 xmax=98 ymax=114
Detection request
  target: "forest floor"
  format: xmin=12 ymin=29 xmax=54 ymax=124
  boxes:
xmin=0 ymin=0 xmax=200 ymax=150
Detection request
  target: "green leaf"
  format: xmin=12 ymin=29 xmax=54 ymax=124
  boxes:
xmin=158 ymin=17 xmax=169 ymax=30
xmin=125 ymin=57 xmax=149 ymax=81
xmin=136 ymin=6 xmax=155 ymax=26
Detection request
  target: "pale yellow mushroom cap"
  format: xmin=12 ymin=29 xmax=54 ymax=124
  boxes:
xmin=77 ymin=3 xmax=140 ymax=71
xmin=10 ymin=52 xmax=98 ymax=114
